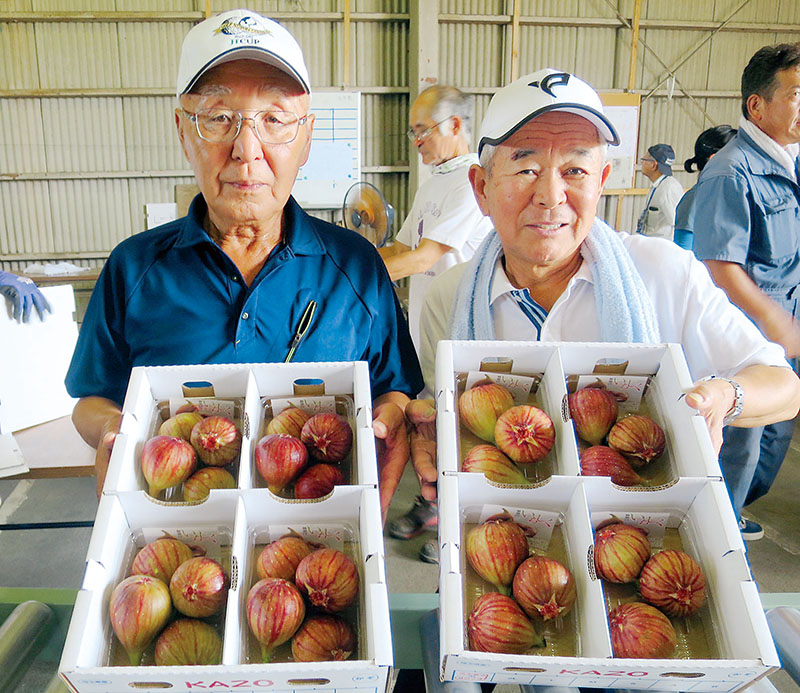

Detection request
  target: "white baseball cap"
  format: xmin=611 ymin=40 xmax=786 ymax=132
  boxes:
xmin=176 ymin=9 xmax=310 ymax=98
xmin=478 ymin=68 xmax=619 ymax=153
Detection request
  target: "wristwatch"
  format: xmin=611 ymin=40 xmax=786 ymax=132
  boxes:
xmin=699 ymin=375 xmax=744 ymax=425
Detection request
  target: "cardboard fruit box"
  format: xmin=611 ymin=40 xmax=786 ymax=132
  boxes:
xmin=105 ymin=361 xmax=377 ymax=498
xmin=438 ymin=474 xmax=779 ymax=691
xmin=59 ymin=485 xmax=392 ymax=693
xmin=435 ymin=340 xmax=722 ymax=488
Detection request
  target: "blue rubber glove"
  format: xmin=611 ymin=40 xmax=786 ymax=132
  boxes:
xmin=0 ymin=270 xmax=52 ymax=323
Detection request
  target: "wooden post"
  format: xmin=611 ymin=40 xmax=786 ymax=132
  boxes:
xmin=343 ymin=0 xmax=351 ymax=87
xmin=510 ymin=0 xmax=520 ymax=82
xmin=408 ymin=0 xmax=439 ymax=197
xmin=627 ymin=0 xmax=642 ymax=92
xmin=204 ymin=0 xmax=211 ymax=19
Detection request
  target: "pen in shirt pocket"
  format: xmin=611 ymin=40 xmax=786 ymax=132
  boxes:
xmin=285 ymin=299 xmax=317 ymax=363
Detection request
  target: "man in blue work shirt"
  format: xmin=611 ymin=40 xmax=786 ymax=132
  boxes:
xmin=65 ymin=9 xmax=423 ymax=512
xmin=686 ymin=43 xmax=800 ymax=540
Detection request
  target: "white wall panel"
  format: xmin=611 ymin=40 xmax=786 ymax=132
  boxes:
xmin=0 ymin=99 xmax=47 ymax=173
xmin=0 ymin=181 xmax=54 ymax=255
xmin=35 ymin=22 xmax=122 ymax=90
xmin=0 ymin=22 xmax=39 ymax=90
xmin=41 ymin=97 xmax=127 ymax=172
xmin=118 ymin=22 xmax=188 ymax=90
xmin=47 ymin=178 xmax=131 ymax=252
xmin=122 ymin=96 xmax=188 ymax=171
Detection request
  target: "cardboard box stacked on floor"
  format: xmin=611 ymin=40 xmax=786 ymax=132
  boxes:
xmin=436 ymin=340 xmax=780 ymax=692
xmin=59 ymin=362 xmax=392 ymax=693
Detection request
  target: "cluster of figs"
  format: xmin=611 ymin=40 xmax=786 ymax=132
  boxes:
xmin=464 ymin=514 xmax=576 ymax=654
xmin=109 ymin=535 xmax=228 ymax=666
xmin=569 ymin=386 xmax=666 ymax=485
xmin=140 ymin=410 xmax=240 ymax=500
xmin=458 ymin=379 xmax=555 ymax=484
xmin=594 ymin=521 xmax=707 ymax=658
xmin=255 ymin=407 xmax=353 ymax=499
xmin=247 ymin=531 xmax=360 ymax=663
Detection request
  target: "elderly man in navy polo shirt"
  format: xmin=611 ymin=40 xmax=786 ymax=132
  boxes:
xmin=65 ymin=9 xmax=423 ymax=512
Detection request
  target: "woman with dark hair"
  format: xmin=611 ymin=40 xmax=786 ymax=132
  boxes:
xmin=673 ymin=125 xmax=737 ymax=249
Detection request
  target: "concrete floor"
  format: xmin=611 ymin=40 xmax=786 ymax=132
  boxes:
xmin=1 ymin=425 xmax=799 ymax=692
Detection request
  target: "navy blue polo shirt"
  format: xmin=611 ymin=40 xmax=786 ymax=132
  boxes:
xmin=66 ymin=195 xmax=423 ymax=405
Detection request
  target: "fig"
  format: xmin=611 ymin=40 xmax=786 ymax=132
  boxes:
xmin=512 ymin=555 xmax=577 ymax=621
xmin=131 ymin=537 xmax=193 ymax=584
xmin=607 ymin=415 xmax=665 ymax=467
xmin=141 ymin=435 xmax=197 ymax=498
xmin=461 ymin=445 xmax=531 ymax=485
xmin=190 ymin=415 xmax=241 ymax=467
xmin=169 ymin=557 xmax=228 ymax=618
xmin=266 ymin=406 xmax=311 ymax=438
xmin=494 ymin=405 xmax=555 ymax=464
xmin=291 ymin=615 xmax=356 ymax=662
xmin=294 ymin=463 xmax=346 ymax=499
xmin=465 ymin=516 xmax=529 ymax=595
xmin=458 ymin=379 xmax=515 ymax=443
xmin=183 ymin=466 xmax=236 ymax=501
xmin=467 ymin=592 xmax=543 ymax=653
xmin=154 ymin=618 xmax=222 ymax=666
xmin=639 ymin=549 xmax=706 ymax=617
xmin=300 ymin=413 xmax=353 ymax=463
xmin=580 ymin=445 xmax=645 ymax=486
xmin=568 ymin=387 xmax=618 ymax=446
xmin=255 ymin=433 xmax=308 ymax=494
xmin=159 ymin=412 xmax=204 ymax=442
xmin=247 ymin=577 xmax=306 ymax=663
xmin=295 ymin=548 xmax=359 ymax=613
xmin=593 ymin=523 xmax=651 ymax=583
xmin=109 ymin=574 xmax=172 ymax=666
xmin=256 ymin=534 xmax=314 ymax=582
xmin=608 ymin=602 xmax=676 ymax=658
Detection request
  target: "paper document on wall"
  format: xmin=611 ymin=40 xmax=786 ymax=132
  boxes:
xmin=0 ymin=285 xmax=79 ymax=433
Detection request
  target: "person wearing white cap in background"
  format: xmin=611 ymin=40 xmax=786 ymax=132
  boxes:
xmin=636 ymin=142 xmax=684 ymax=241
xmin=408 ymin=68 xmax=800 ymax=576
xmin=65 ymin=9 xmax=425 ymax=513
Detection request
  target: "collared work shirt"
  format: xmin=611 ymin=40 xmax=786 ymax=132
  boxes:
xmin=419 ymin=232 xmax=788 ymax=392
xmin=689 ymin=130 xmax=800 ymax=309
xmin=66 ymin=195 xmax=423 ymax=405
xmin=636 ymin=175 xmax=684 ymax=241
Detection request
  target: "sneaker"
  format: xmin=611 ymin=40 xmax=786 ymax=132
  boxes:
xmin=418 ymin=538 xmax=439 ymax=564
xmin=387 ymin=496 xmax=438 ymax=540
xmin=739 ymin=518 xmax=764 ymax=541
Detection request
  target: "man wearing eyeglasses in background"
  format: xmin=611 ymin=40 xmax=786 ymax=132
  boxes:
xmin=636 ymin=143 xmax=684 ymax=242
xmin=65 ymin=9 xmax=423 ymax=515
xmin=379 ymin=86 xmax=493 ymax=351
xmin=379 ymin=86 xmax=492 ymax=556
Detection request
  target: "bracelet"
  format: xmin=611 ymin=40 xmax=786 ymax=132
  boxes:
xmin=699 ymin=375 xmax=744 ymax=425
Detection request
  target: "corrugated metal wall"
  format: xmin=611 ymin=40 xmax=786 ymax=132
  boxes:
xmin=2 ymin=1 xmax=800 ymax=271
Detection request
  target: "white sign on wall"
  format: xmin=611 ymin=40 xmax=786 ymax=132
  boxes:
xmin=603 ymin=104 xmax=640 ymax=190
xmin=295 ymin=90 xmax=361 ymax=209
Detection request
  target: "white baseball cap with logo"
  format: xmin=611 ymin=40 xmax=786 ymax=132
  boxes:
xmin=176 ymin=9 xmax=310 ymax=98
xmin=478 ymin=68 xmax=619 ymax=154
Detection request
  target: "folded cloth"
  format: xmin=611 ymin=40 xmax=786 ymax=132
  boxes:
xmin=450 ymin=218 xmax=661 ymax=343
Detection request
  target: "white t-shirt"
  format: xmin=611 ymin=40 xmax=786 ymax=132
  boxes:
xmin=419 ymin=232 xmax=788 ymax=392
xmin=396 ymin=153 xmax=494 ymax=351
xmin=638 ymin=175 xmax=684 ymax=241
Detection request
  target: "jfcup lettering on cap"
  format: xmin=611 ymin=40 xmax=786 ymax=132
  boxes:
xmin=478 ymin=68 xmax=620 ymax=154
xmin=176 ymin=9 xmax=311 ymax=97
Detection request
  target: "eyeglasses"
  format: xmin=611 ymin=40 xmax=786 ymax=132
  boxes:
xmin=640 ymin=157 xmax=656 ymax=164
xmin=406 ymin=117 xmax=453 ymax=142
xmin=181 ymin=108 xmax=309 ymax=145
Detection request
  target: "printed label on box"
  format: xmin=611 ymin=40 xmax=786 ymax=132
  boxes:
xmin=465 ymin=371 xmax=535 ymax=404
xmin=269 ymin=396 xmax=338 ymax=415
xmin=595 ymin=511 xmax=670 ymax=547
xmin=264 ymin=524 xmax=349 ymax=551
xmin=477 ymin=504 xmax=560 ymax=550
xmin=169 ymin=397 xmax=236 ymax=418
xmin=576 ymin=375 xmax=649 ymax=413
